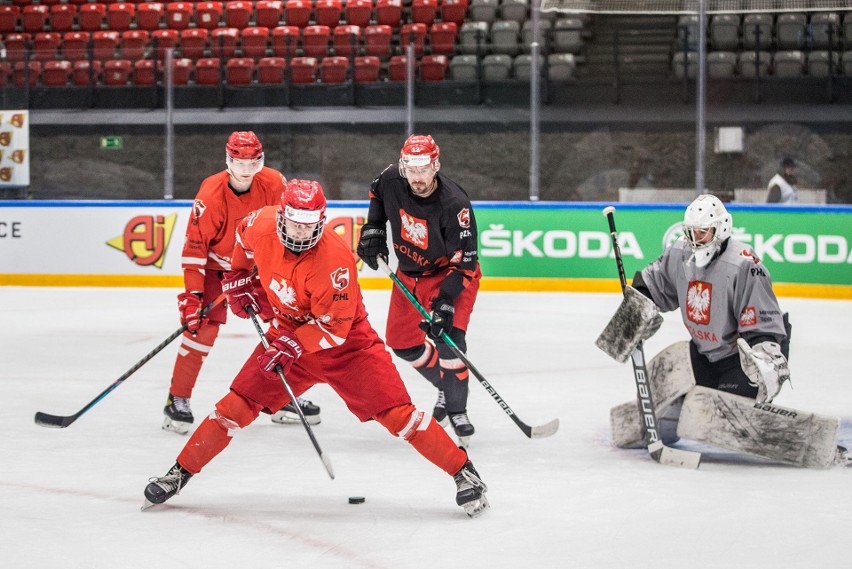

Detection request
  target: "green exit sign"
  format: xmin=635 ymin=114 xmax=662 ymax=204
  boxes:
xmin=100 ymin=136 xmax=123 ymax=149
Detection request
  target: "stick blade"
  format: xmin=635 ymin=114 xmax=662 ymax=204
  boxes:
xmin=530 ymin=418 xmax=560 ymax=439
xmin=34 ymin=411 xmax=75 ymax=428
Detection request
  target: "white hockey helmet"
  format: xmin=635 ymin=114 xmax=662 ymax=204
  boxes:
xmin=682 ymin=194 xmax=732 ymax=268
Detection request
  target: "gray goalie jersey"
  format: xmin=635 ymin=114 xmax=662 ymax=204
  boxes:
xmin=640 ymin=238 xmax=787 ymax=362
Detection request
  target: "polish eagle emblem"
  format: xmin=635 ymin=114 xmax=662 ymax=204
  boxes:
xmin=270 ymin=278 xmax=298 ymax=309
xmin=686 ymin=280 xmax=711 ymax=325
xmin=399 ymin=209 xmax=428 ymax=248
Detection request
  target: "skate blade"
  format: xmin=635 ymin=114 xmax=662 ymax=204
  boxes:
xmin=437 ymin=417 xmax=449 ymax=428
xmin=162 ymin=417 xmax=191 ymax=435
xmin=457 ymin=435 xmax=472 ymax=449
xmin=141 ymin=498 xmax=160 ymax=512
xmin=462 ymin=495 xmax=490 ymax=518
xmin=270 ymin=412 xmax=321 ymax=426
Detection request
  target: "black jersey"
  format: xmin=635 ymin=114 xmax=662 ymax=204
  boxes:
xmin=367 ymin=164 xmax=478 ymax=298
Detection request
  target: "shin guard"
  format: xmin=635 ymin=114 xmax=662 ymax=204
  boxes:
xmin=375 ymin=404 xmax=467 ymax=475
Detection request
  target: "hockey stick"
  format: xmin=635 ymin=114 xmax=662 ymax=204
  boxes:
xmin=377 ymin=257 xmax=559 ymax=439
xmin=603 ymin=206 xmax=701 ymax=469
xmin=246 ymin=307 xmax=335 ymax=480
xmin=34 ymin=295 xmax=227 ymax=429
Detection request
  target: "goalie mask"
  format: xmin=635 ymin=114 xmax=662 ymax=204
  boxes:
xmin=682 ymin=194 xmax=732 ymax=268
xmin=277 ymin=179 xmax=327 ymax=253
xmin=226 ymin=131 xmax=264 ymax=177
xmin=399 ymin=134 xmax=440 ymax=196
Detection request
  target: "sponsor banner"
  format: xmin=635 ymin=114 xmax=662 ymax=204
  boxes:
xmin=0 ymin=111 xmax=29 ymax=187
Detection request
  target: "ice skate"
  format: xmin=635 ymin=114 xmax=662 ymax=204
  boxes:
xmin=454 ymin=459 xmax=489 ymax=518
xmin=449 ymin=411 xmax=475 ymax=448
xmin=142 ymin=462 xmax=193 ymax=510
xmin=271 ymin=396 xmax=321 ymax=425
xmin=432 ymin=390 xmax=449 ymax=427
xmin=835 ymin=446 xmax=851 ymax=467
xmin=162 ymin=393 xmax=193 ymax=435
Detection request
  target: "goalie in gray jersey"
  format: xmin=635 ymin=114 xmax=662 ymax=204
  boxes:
xmin=598 ymin=194 xmax=847 ymax=468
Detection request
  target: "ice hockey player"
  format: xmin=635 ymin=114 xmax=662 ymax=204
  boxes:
xmin=144 ymin=179 xmax=489 ymax=517
xmin=163 ymin=131 xmax=320 ymax=435
xmin=357 ymin=134 xmax=481 ymax=447
xmin=597 ymin=194 xmax=848 ymax=468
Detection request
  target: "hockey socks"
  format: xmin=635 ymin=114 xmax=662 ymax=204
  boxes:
xmin=169 ymin=323 xmax=220 ymax=398
xmin=394 ymin=342 xmax=441 ymax=389
xmin=375 ymin=404 xmax=467 ymax=476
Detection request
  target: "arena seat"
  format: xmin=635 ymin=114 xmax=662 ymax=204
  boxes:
xmin=482 ymin=53 xmax=511 ymax=80
xmin=512 ymin=53 xmax=542 ymax=80
xmin=302 ymin=25 xmax=331 ymax=57
xmin=0 ymin=6 xmax=20 ymax=34
xmin=468 ymin=0 xmax=498 ymax=25
xmin=709 ymin=14 xmax=740 ymax=51
xmin=411 ymin=0 xmax=438 ymax=26
xmin=137 ymin=2 xmax=165 ymax=32
xmin=49 ymin=4 xmax=77 ymax=34
xmin=103 ymin=59 xmax=132 ymax=85
xmin=93 ymin=30 xmax=120 ymax=60
xmin=841 ymin=50 xmax=852 ymax=77
xmin=226 ymin=57 xmax=254 ymax=84
xmin=773 ymin=50 xmax=805 ymax=78
xmin=72 ymin=59 xmax=102 ymax=86
xmin=290 ymin=56 xmax=318 ymax=83
xmin=15 ymin=61 xmax=43 ymax=87
xmin=196 ymin=2 xmax=224 ymax=30
xmin=547 ymin=52 xmax=576 ymax=80
xmin=440 ymin=0 xmax=468 ymax=27
xmin=33 ymin=32 xmax=61 ymax=61
xmin=4 ymin=34 xmax=31 ymax=62
xmin=806 ymin=50 xmax=840 ymax=77
xmin=152 ymin=29 xmax=180 ymax=57
xmin=430 ymin=22 xmax=458 ymax=56
xmin=810 ymin=13 xmax=841 ymax=50
xmin=212 ymin=27 xmax=239 ymax=57
xmin=552 ymin=17 xmax=585 ymax=53
xmin=224 ymin=1 xmax=253 ymax=29
xmin=333 ymin=25 xmax=361 ymax=56
xmin=180 ymin=28 xmax=209 ymax=58
xmin=707 ymin=51 xmax=736 ymax=79
xmin=62 ymin=31 xmax=91 ymax=61
xmin=449 ymin=53 xmax=477 ymax=80
xmin=78 ymin=3 xmax=107 ymax=32
xmin=364 ymin=24 xmax=393 ymax=57
xmin=521 ymin=19 xmax=549 ymax=54
xmin=241 ymin=26 xmax=270 ymax=58
xmin=195 ymin=57 xmax=222 ymax=84
xmin=491 ymin=20 xmax=520 ymax=56
xmin=388 ymin=54 xmax=413 ymax=81
xmin=121 ymin=30 xmax=150 ymax=60
xmin=320 ymin=55 xmax=349 ymax=83
xmin=375 ymin=0 xmax=402 ymax=28
xmin=284 ymin=0 xmax=311 ymax=29
xmin=107 ymin=3 xmax=135 ymax=33
xmin=315 ymin=0 xmax=342 ymax=28
xmin=133 ymin=59 xmax=157 ymax=85
xmin=346 ymin=0 xmax=372 ymax=28
xmin=500 ymin=0 xmax=528 ymax=24
xmin=255 ymin=0 xmax=283 ymax=28
xmin=170 ymin=57 xmax=193 ymax=84
xmin=420 ymin=54 xmax=448 ymax=80
xmin=166 ymin=2 xmax=194 ymax=30
xmin=271 ymin=25 xmax=299 ymax=56
xmin=258 ymin=56 xmax=286 ymax=83
xmin=399 ymin=23 xmax=427 ymax=57
xmin=742 ymin=13 xmax=772 ymax=50
xmin=22 ymin=5 xmax=49 ymax=34
xmin=459 ymin=21 xmax=488 ymax=54
xmin=354 ymin=55 xmax=381 ymax=82
xmin=737 ymin=50 xmax=770 ymax=78
xmin=776 ymin=12 xmax=806 ymax=50
xmin=672 ymin=50 xmax=697 ymax=79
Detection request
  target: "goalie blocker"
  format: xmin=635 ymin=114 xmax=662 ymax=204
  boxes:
xmin=611 ymin=342 xmax=844 ymax=469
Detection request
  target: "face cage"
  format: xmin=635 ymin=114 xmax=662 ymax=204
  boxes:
xmin=277 ymin=209 xmax=326 ymax=252
xmin=683 ymin=224 xmax=718 ymax=252
xmin=226 ymin=154 xmax=264 ymax=177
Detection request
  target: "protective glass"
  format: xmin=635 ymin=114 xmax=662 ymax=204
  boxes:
xmin=226 ymin=154 xmax=264 ymax=176
xmin=398 ymin=158 xmax=438 ymax=181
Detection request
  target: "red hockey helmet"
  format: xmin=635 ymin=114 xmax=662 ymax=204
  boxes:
xmin=277 ymin=179 xmax=327 ymax=252
xmin=398 ymin=134 xmax=440 ymax=177
xmin=226 ymin=131 xmax=264 ymax=176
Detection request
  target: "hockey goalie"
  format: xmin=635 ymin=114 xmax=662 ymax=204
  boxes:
xmin=597 ymin=194 xmax=848 ymax=469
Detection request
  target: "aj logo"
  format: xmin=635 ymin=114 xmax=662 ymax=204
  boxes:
xmin=106 ymin=214 xmax=178 ymax=268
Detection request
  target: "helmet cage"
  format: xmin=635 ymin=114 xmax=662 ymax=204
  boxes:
xmin=276 ymin=179 xmax=327 ymax=253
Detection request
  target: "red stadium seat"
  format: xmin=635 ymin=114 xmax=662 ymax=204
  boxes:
xmin=226 ymin=57 xmax=254 ymax=84
xmin=103 ymin=59 xmax=132 ymax=85
xmin=212 ymin=27 xmax=239 ymax=57
xmin=152 ymin=28 xmax=179 ymax=58
xmin=333 ymin=24 xmax=361 ymax=57
xmin=225 ymin=1 xmax=252 ymax=29
xmin=78 ymin=4 xmax=106 ymax=33
xmin=271 ymin=25 xmax=299 ymax=57
xmin=420 ymin=53 xmax=448 ymax=80
xmin=62 ymin=31 xmax=91 ymax=61
xmin=43 ymin=60 xmax=73 ymax=86
xmin=93 ymin=30 xmax=119 ymax=60
xmin=284 ymin=0 xmax=311 ymax=29
xmin=165 ymin=2 xmax=193 ymax=30
xmin=169 ymin=57 xmax=193 ymax=84
xmin=399 ymin=23 xmax=427 ymax=56
xmin=258 ymin=56 xmax=285 ymax=83
xmin=196 ymin=2 xmax=224 ymax=30
xmin=241 ymin=26 xmax=270 ymax=58
xmin=315 ymin=0 xmax=342 ymax=28
xmin=40 ymin=0 xmax=64 ymax=5
xmin=302 ymin=25 xmax=331 ymax=58
xmin=289 ymin=56 xmax=317 ymax=83
xmin=137 ymin=2 xmax=165 ymax=32
xmin=133 ymin=59 xmax=157 ymax=85
xmin=180 ymin=28 xmax=209 ymax=59
xmin=364 ymin=24 xmax=392 ymax=57
xmin=0 ymin=6 xmax=20 ymax=34
xmin=411 ymin=0 xmax=438 ymax=26
xmin=49 ymin=4 xmax=77 ymax=34
xmin=0 ymin=62 xmax=12 ymax=87
xmin=375 ymin=0 xmax=401 ymax=28
xmin=354 ymin=55 xmax=381 ymax=82
xmin=4 ymin=34 xmax=31 ymax=62
xmin=388 ymin=54 xmax=413 ymax=81
xmin=255 ymin=1 xmax=283 ymax=28
xmin=72 ymin=60 xmax=102 ymax=86
xmin=121 ymin=30 xmax=150 ymax=60
xmin=22 ymin=5 xmax=49 ymax=33
xmin=346 ymin=0 xmax=372 ymax=28
xmin=429 ymin=22 xmax=457 ymax=56
xmin=107 ymin=3 xmax=135 ymax=32
xmin=32 ymin=32 xmax=61 ymax=61
xmin=320 ymin=55 xmax=348 ymax=83
xmin=14 ymin=61 xmax=43 ymax=87
xmin=440 ymin=0 xmax=468 ymax=26
xmin=67 ymin=0 xmax=92 ymax=5
xmin=195 ymin=57 xmax=221 ymax=84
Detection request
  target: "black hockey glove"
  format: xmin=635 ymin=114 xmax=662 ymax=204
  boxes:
xmin=420 ymin=295 xmax=455 ymax=340
xmin=357 ymin=224 xmax=389 ymax=271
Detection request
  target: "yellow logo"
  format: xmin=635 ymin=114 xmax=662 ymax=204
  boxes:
xmin=106 ymin=213 xmax=178 ymax=268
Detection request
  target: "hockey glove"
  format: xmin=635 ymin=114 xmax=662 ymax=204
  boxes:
xmin=222 ymin=269 xmax=263 ymax=319
xmin=420 ymin=295 xmax=455 ymax=340
xmin=356 ymin=224 xmax=389 ymax=271
xmin=258 ymin=332 xmax=304 ymax=377
xmin=177 ymin=291 xmax=203 ymax=334
xmin=737 ymin=338 xmax=790 ymax=404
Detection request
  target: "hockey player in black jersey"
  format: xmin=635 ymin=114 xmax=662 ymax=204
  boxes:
xmin=357 ymin=134 xmax=481 ymax=446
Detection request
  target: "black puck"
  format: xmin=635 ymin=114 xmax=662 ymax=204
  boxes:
xmin=348 ymin=496 xmax=366 ymax=504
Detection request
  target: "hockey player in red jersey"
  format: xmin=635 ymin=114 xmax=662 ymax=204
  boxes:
xmin=163 ymin=131 xmax=320 ymax=435
xmin=358 ymin=135 xmax=481 ymax=446
xmin=144 ymin=179 xmax=489 ymax=517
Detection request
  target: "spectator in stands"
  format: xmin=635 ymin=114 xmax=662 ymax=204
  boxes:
xmin=766 ymin=157 xmax=799 ymax=204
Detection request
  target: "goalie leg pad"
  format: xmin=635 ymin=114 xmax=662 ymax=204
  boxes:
xmin=596 ymin=286 xmax=662 ymax=363
xmin=610 ymin=341 xmax=695 ymax=448
xmin=677 ymin=386 xmax=840 ymax=469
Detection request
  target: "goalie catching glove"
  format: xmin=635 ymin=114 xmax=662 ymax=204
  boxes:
xmin=595 ymin=285 xmax=664 ymax=363
xmin=736 ymin=338 xmax=790 ymax=404
xmin=258 ymin=332 xmax=303 ymax=377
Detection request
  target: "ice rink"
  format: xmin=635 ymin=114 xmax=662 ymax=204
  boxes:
xmin=2 ymin=286 xmax=851 ymax=568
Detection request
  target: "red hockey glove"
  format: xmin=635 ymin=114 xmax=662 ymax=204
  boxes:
xmin=177 ymin=291 xmax=203 ymax=333
xmin=257 ymin=333 xmax=304 ymax=377
xmin=222 ymin=269 xmax=262 ymax=319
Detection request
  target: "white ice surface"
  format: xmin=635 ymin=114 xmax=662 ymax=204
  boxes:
xmin=2 ymin=287 xmax=850 ymax=568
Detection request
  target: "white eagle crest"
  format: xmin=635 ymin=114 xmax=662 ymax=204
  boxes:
xmin=687 ymin=284 xmax=711 ymax=322
xmin=270 ymin=278 xmax=298 ymax=309
xmin=400 ymin=213 xmax=427 ymax=247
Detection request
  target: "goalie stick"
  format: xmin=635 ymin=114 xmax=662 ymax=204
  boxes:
xmin=376 ymin=257 xmax=559 ymax=439
xmin=34 ymin=295 xmax=226 ymax=429
xmin=246 ymin=306 xmax=335 ymax=480
xmin=602 ymin=206 xmax=701 ymax=469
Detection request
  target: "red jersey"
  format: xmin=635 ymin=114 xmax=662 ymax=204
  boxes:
xmin=232 ymin=205 xmax=367 ymax=354
xmin=181 ymin=167 xmax=285 ymax=293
